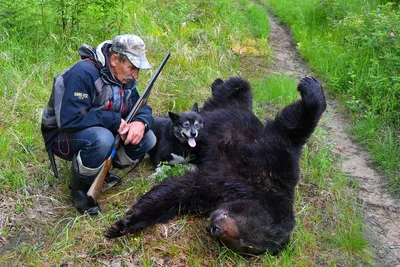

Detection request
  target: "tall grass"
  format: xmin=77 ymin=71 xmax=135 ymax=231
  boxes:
xmin=264 ymin=0 xmax=400 ymax=193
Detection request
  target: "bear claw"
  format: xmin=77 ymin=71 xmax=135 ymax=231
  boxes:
xmin=104 ymin=224 xmax=125 ymax=239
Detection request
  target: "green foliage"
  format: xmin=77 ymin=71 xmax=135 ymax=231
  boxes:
xmin=252 ymin=74 xmax=298 ymax=104
xmin=252 ymin=75 xmax=299 ymax=119
xmin=328 ymin=221 xmax=372 ymax=262
xmin=154 ymin=162 xmax=186 ymax=182
xmin=243 ymin=1 xmax=270 ymax=38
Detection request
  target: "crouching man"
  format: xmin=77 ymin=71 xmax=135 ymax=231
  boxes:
xmin=41 ymin=34 xmax=156 ymax=215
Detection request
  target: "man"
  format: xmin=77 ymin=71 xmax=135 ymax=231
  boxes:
xmin=41 ymin=34 xmax=156 ymax=215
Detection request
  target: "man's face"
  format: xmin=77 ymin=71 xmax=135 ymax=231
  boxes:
xmin=109 ymin=54 xmax=140 ymax=84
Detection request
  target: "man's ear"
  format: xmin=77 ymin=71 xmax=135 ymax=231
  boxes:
xmin=109 ymin=54 xmax=119 ymax=67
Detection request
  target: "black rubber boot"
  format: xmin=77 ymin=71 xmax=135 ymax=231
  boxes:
xmin=69 ymin=155 xmax=101 ymax=215
xmin=70 ymin=189 xmax=101 ymax=215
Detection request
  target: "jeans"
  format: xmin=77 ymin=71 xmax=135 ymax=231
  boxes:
xmin=51 ymin=126 xmax=156 ymax=168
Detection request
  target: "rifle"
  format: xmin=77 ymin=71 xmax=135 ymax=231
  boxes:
xmin=86 ymin=51 xmax=170 ymax=204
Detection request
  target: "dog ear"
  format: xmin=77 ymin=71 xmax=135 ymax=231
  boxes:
xmin=191 ymin=102 xmax=199 ymax=113
xmin=168 ymin=112 xmax=180 ymax=122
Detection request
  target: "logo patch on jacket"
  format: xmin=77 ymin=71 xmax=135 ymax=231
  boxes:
xmin=74 ymin=92 xmax=89 ymax=99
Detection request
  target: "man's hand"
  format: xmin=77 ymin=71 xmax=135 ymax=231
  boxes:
xmin=118 ymin=119 xmax=146 ymax=145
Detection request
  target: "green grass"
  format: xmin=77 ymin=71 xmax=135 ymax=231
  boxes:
xmin=251 ymin=75 xmax=299 ymax=119
xmin=253 ymin=75 xmax=299 ymax=103
xmin=0 ymin=0 xmax=374 ymax=266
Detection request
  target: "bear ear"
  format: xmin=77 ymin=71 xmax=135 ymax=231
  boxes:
xmin=211 ymin=78 xmax=224 ymax=93
xmin=168 ymin=112 xmax=180 ymax=122
xmin=191 ymin=102 xmax=199 ymax=113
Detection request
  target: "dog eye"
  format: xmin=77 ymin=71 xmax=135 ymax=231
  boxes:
xmin=194 ymin=122 xmax=199 ymax=126
xmin=183 ymin=121 xmax=190 ymax=127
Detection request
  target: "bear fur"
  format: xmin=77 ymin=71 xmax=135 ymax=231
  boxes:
xmin=106 ymin=76 xmax=326 ymax=255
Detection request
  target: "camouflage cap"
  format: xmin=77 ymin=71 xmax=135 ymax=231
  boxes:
xmin=110 ymin=34 xmax=152 ymax=69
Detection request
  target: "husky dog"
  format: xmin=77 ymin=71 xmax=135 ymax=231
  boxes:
xmin=148 ymin=103 xmax=204 ymax=167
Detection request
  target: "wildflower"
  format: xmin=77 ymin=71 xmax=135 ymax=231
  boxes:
xmin=378 ymin=14 xmax=381 ymax=18
xmin=390 ymin=32 xmax=395 ymax=37
xmin=377 ymin=8 xmax=380 ymax=11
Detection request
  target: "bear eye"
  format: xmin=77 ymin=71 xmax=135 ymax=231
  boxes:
xmin=239 ymin=237 xmax=248 ymax=245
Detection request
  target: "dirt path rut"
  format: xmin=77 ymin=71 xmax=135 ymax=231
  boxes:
xmin=267 ymin=13 xmax=400 ymax=266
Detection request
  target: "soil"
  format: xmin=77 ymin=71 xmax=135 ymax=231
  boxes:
xmin=266 ymin=12 xmax=400 ymax=266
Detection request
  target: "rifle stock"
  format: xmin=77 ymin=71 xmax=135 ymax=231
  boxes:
xmin=86 ymin=51 xmax=170 ymax=203
xmin=86 ymin=156 xmax=112 ymax=203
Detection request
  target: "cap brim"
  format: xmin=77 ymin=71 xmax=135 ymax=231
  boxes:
xmin=127 ymin=54 xmax=152 ymax=69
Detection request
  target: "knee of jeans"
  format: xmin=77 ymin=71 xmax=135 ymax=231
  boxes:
xmin=92 ymin=128 xmax=115 ymax=154
xmin=123 ymin=130 xmax=157 ymax=160
xmin=143 ymin=130 xmax=157 ymax=151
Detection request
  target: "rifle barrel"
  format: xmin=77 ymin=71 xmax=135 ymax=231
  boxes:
xmin=86 ymin=51 xmax=170 ymax=202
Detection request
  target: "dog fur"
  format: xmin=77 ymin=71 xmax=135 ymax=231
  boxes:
xmin=148 ymin=103 xmax=204 ymax=166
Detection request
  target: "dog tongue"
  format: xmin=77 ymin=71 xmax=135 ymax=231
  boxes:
xmin=188 ymin=137 xmax=196 ymax=147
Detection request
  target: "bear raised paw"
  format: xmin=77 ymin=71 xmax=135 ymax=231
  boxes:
xmin=106 ymin=76 xmax=326 ymax=255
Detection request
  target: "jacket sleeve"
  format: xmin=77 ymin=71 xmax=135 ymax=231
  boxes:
xmin=57 ymin=66 xmax=121 ymax=132
xmin=127 ymin=84 xmax=154 ymax=130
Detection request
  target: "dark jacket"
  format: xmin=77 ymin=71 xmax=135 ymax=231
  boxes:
xmin=41 ymin=41 xmax=153 ymax=151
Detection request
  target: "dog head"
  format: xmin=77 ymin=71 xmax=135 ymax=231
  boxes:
xmin=169 ymin=103 xmax=204 ymax=147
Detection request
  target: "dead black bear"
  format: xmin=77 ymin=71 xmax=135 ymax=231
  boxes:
xmin=106 ymin=76 xmax=326 ymax=255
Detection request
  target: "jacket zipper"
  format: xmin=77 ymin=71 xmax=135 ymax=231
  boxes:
xmin=119 ymin=87 xmax=123 ymax=112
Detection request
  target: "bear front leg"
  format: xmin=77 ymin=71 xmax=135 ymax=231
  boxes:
xmin=105 ymin=174 xmax=203 ymax=239
xmin=271 ymin=76 xmax=326 ymax=146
